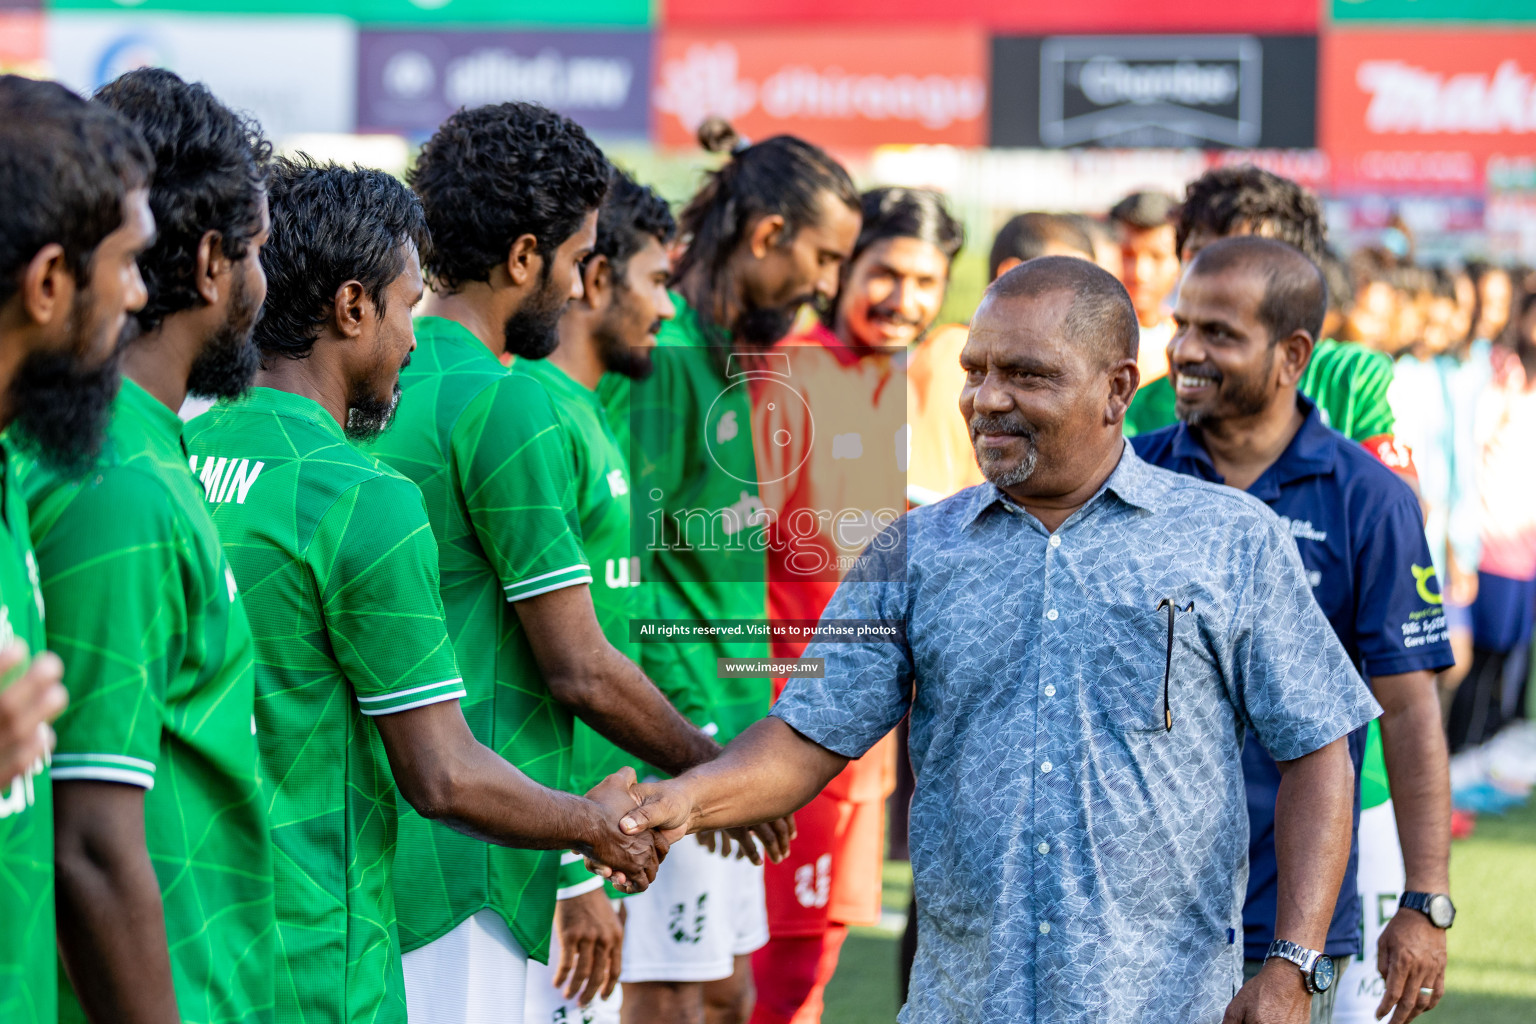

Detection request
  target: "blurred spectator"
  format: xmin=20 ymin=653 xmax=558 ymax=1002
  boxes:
xmin=1066 ymin=212 xmax=1124 ymax=283
xmin=986 ymin=212 xmax=1093 ymax=281
xmin=1108 ymin=190 xmax=1180 ymax=388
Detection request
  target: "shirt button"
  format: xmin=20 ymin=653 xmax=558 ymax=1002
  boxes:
xmin=1048 ymin=535 xmax=1061 ymax=548
xmin=1039 ymin=921 xmax=1051 ymax=934
xmin=1040 ymin=761 xmax=1053 ymax=773
xmin=1044 ymin=684 xmax=1056 ymax=697
xmin=1046 ymin=609 xmax=1059 ymax=621
xmin=1037 ymin=842 xmax=1050 ymax=855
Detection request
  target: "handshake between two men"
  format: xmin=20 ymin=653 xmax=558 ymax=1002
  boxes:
xmin=579 ymin=764 xmax=801 ymax=892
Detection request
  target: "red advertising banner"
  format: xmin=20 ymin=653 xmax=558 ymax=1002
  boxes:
xmin=0 ymin=11 xmax=43 ymax=74
xmin=663 ymin=0 xmax=1316 ymax=34
xmin=653 ymin=28 xmax=988 ymax=150
xmin=1322 ymin=31 xmax=1536 ymax=192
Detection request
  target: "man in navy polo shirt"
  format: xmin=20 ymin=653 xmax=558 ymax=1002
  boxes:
xmin=1134 ymin=237 xmax=1453 ymax=1024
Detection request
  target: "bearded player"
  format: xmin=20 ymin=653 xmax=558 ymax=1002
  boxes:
xmin=0 ymin=75 xmax=153 ymax=1024
xmin=186 ymin=157 xmax=662 ymax=1024
xmin=517 ymin=167 xmax=678 ymax=1024
xmin=600 ymin=118 xmax=859 ymax=1024
xmin=751 ymin=187 xmax=963 ymax=1024
xmin=24 ymin=69 xmax=276 ymax=1024
xmin=372 ymin=104 xmax=722 ymax=1024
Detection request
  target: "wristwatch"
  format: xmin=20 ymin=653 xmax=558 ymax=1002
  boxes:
xmin=1399 ymin=891 xmax=1456 ymax=929
xmin=1265 ymin=939 xmax=1336 ymax=995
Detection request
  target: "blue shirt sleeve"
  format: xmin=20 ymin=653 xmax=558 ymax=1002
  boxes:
xmin=1231 ymin=511 xmax=1382 ymax=762
xmin=1353 ymin=490 xmax=1456 ymax=677
xmin=772 ymin=521 xmax=913 ymax=759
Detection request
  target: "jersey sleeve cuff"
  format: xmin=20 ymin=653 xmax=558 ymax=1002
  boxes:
xmin=503 ymin=564 xmax=592 ymax=603
xmin=50 ymin=753 xmax=157 ymax=789
xmin=556 ymin=852 xmax=607 ymax=900
xmin=357 ymin=677 xmax=467 ymax=716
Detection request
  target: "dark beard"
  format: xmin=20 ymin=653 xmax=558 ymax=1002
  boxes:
xmin=735 ymin=304 xmax=799 ymax=347
xmin=503 ymin=264 xmax=567 ymax=361
xmin=9 ymin=344 xmax=124 ymax=475
xmin=1177 ymin=348 xmax=1274 ymax=429
xmin=346 ymin=382 xmax=402 ymax=443
xmin=593 ymin=316 xmax=656 ymax=381
xmin=186 ymin=273 xmax=262 ymax=399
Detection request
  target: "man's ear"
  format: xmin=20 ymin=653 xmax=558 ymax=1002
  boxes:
xmin=1105 ymin=356 xmax=1140 ymax=425
xmin=18 ymin=243 xmax=70 ymax=327
xmin=747 ymin=214 xmax=786 ymax=259
xmin=581 ymin=254 xmax=612 ymax=312
xmin=333 ymin=280 xmax=367 ymax=338
xmin=1277 ymin=331 xmax=1315 ymax=388
xmin=506 ymin=233 xmax=540 ymax=287
xmin=195 ymin=230 xmax=228 ymax=305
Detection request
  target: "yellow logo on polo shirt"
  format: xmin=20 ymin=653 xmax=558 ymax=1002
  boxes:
xmin=1412 ymin=564 xmax=1443 ymax=606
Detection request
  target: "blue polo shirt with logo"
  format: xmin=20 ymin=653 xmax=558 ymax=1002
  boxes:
xmin=1133 ymin=396 xmax=1453 ymax=960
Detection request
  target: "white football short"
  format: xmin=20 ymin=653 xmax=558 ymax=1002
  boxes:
xmin=618 ymin=833 xmax=768 ymax=984
xmin=403 ymin=909 xmax=528 ymax=1024
xmin=524 ymin=898 xmax=624 ymax=1024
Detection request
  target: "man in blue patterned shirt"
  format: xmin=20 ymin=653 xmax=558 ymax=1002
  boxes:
xmin=611 ymin=257 xmax=1380 ymax=1024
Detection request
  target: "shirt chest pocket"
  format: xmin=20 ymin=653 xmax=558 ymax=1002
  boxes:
xmin=1079 ymin=601 xmax=1202 ymax=733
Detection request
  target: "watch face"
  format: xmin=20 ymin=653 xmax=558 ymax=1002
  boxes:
xmin=1313 ymin=955 xmax=1336 ymax=993
xmin=1428 ymin=894 xmax=1456 ymax=928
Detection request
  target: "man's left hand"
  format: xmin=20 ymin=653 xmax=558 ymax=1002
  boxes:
xmin=1222 ymin=960 xmax=1310 ymax=1024
xmin=1375 ymin=909 xmax=1446 ymax=1023
xmin=552 ymin=888 xmax=623 ymax=1005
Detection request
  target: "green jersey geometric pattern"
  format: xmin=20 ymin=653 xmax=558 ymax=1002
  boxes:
xmin=600 ymin=293 xmax=770 ymax=749
xmin=1124 ymin=337 xmax=1398 ymax=441
xmin=185 ymin=387 xmax=464 ymax=1024
xmin=514 ymin=358 xmax=641 ymax=794
xmin=22 ymin=379 xmax=274 ymax=1024
xmin=370 ymin=316 xmax=589 ymax=964
xmin=0 ymin=440 xmax=51 ymax=1024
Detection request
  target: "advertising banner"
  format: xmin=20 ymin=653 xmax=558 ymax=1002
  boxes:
xmin=49 ymin=0 xmax=650 ymax=26
xmin=0 ymin=11 xmax=43 ymax=74
xmin=47 ymin=14 xmax=356 ymax=137
xmin=664 ymin=0 xmax=1315 ymax=34
xmin=654 ymin=28 xmax=988 ymax=150
xmin=1322 ymin=31 xmax=1536 ymax=191
xmin=358 ymin=30 xmax=650 ymax=137
xmin=1333 ymin=0 xmax=1536 ymax=23
xmin=991 ymin=35 xmax=1316 ymax=149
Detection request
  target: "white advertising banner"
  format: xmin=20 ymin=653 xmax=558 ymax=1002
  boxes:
xmin=48 ymin=13 xmax=357 ymax=137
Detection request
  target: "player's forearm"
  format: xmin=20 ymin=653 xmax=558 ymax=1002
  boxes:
xmin=673 ymin=716 xmax=846 ymax=833
xmin=551 ymin=647 xmax=721 ymax=776
xmin=54 ymin=786 xmax=179 ymax=1024
xmin=1377 ymin=672 xmax=1453 ymax=892
xmin=1271 ymin=737 xmax=1355 ymax=950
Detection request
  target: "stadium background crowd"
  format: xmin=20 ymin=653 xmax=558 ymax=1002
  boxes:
xmin=3 ymin=0 xmax=1536 ymax=1022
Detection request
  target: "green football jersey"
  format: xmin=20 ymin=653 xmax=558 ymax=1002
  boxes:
xmin=1124 ymin=337 xmax=1397 ymax=440
xmin=513 ymin=359 xmax=640 ymax=796
xmin=370 ymin=316 xmax=590 ymax=963
xmin=0 ymin=441 xmax=50 ymax=1024
xmin=600 ymin=293 xmax=770 ymax=749
xmin=185 ymin=387 xmax=464 ymax=1024
xmin=22 ymin=379 xmax=274 ymax=1024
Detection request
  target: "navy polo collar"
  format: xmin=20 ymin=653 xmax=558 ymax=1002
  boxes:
xmin=1168 ymin=395 xmax=1338 ymax=502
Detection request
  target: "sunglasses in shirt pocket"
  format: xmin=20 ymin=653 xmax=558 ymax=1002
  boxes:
xmin=1084 ymin=600 xmax=1198 ymax=734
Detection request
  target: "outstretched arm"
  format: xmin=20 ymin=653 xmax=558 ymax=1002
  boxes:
xmin=617 ymin=717 xmax=848 ymax=842
xmin=373 ymin=700 xmax=663 ymax=890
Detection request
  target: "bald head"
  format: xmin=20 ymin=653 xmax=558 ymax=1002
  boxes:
xmin=1185 ymin=236 xmax=1326 ymax=346
xmin=985 ymin=255 xmax=1138 ymax=367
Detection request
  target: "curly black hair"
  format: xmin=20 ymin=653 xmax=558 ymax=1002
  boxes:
xmin=255 ymin=155 xmax=429 ymax=361
xmin=93 ymin=68 xmax=271 ymax=334
xmin=408 ymin=102 xmax=609 ymax=294
xmin=1177 ymin=166 xmax=1326 ymax=263
xmin=0 ymin=75 xmax=152 ymax=308
xmin=594 ymin=166 xmax=676 ymax=285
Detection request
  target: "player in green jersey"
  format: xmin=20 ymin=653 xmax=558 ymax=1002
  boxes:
xmin=376 ymin=103 xmax=730 ymax=1024
xmin=1123 ymin=166 xmax=1398 ymax=445
xmin=187 ymin=158 xmax=663 ymax=1024
xmin=23 ymin=71 xmax=277 ymax=1024
xmin=518 ymin=168 xmax=680 ymax=1023
xmin=600 ymin=118 xmax=860 ymax=1024
xmin=0 ymin=75 xmax=154 ymax=1024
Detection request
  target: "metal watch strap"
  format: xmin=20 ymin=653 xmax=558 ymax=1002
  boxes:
xmin=1266 ymin=939 xmax=1323 ymax=994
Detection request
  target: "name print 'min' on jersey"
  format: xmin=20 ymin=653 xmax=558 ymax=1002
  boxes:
xmin=189 ymin=455 xmax=265 ymax=505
